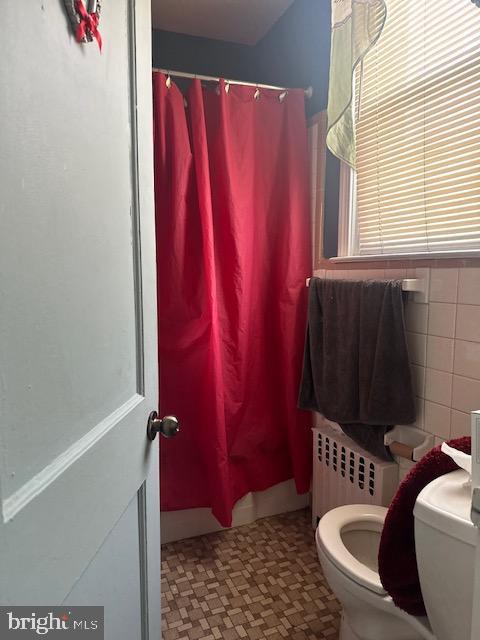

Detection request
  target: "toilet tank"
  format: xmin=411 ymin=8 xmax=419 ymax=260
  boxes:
xmin=414 ymin=470 xmax=476 ymax=640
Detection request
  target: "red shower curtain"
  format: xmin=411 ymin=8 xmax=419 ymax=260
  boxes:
xmin=153 ymin=72 xmax=312 ymax=527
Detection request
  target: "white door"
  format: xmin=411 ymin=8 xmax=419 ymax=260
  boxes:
xmin=0 ymin=2 xmax=162 ymax=639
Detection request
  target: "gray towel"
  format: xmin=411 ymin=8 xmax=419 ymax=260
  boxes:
xmin=298 ymin=278 xmax=416 ymax=460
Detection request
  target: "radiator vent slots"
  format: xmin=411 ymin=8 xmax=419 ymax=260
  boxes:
xmin=312 ymin=425 xmax=399 ymax=528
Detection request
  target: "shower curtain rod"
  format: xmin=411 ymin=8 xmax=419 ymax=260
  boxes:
xmin=153 ymin=68 xmax=313 ymax=98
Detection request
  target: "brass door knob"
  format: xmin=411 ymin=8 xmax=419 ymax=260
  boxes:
xmin=147 ymin=411 xmax=180 ymax=441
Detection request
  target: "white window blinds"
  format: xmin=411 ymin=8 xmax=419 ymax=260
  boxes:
xmin=354 ymin=0 xmax=480 ymax=256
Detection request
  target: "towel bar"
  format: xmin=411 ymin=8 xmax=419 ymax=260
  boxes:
xmin=305 ymin=277 xmax=420 ymax=291
xmin=306 ymin=268 xmax=430 ymax=302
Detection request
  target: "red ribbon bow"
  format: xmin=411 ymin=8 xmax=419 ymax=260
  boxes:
xmin=75 ymin=0 xmax=102 ymax=52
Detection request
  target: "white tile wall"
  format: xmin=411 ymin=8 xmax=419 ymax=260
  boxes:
xmin=454 ymin=340 xmax=480 ymax=380
xmin=451 ymin=409 xmax=471 ymax=438
xmin=452 ymin=375 xmax=480 ymax=413
xmin=324 ymin=266 xmax=480 ymax=441
xmin=456 ymin=305 xmax=480 ymax=342
xmin=428 ymin=302 xmax=456 ymax=338
xmin=458 ymin=268 xmax=480 ymax=305
xmin=426 ymin=336 xmax=454 ymax=372
xmin=430 ymin=268 xmax=458 ymax=303
xmin=425 ymin=368 xmax=453 ymax=406
xmin=424 ymin=400 xmax=451 ymax=439
xmin=401 ymin=267 xmax=479 ymax=440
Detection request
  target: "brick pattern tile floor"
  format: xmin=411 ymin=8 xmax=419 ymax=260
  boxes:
xmin=161 ymin=509 xmax=341 ymax=639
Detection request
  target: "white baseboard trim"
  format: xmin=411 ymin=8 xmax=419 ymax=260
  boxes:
xmin=161 ymin=479 xmax=310 ymax=544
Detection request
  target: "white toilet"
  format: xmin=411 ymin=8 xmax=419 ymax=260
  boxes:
xmin=316 ymin=469 xmax=476 ymax=640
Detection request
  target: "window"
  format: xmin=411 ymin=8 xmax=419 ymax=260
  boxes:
xmin=341 ymin=0 xmax=480 ymax=258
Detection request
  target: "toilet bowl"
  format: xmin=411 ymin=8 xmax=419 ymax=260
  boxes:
xmin=315 ymin=470 xmax=476 ymax=640
xmin=315 ymin=505 xmax=433 ymax=640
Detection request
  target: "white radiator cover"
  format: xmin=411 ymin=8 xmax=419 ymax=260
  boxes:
xmin=312 ymin=425 xmax=399 ymax=528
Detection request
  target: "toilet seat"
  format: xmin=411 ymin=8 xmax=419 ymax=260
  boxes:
xmin=316 ymin=504 xmax=387 ymax=596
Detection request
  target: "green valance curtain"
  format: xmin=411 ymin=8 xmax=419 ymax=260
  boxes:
xmin=326 ymin=0 xmax=387 ymax=167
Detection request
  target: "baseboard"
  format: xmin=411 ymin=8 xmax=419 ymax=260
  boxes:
xmin=160 ymin=479 xmax=310 ymax=544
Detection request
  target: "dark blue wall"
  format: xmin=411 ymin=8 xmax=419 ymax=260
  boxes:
xmin=152 ymin=30 xmax=257 ymax=85
xmin=254 ymin=0 xmax=330 ymax=117
xmin=152 ymin=0 xmax=331 ymax=117
xmin=255 ymin=0 xmax=340 ymax=255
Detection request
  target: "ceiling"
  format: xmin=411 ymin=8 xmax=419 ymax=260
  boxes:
xmin=151 ymin=0 xmax=295 ymax=46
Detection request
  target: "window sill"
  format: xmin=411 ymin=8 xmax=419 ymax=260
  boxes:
xmin=330 ymin=250 xmax=480 ymax=263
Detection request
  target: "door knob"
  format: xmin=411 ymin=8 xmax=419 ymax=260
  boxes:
xmin=147 ymin=411 xmax=180 ymax=441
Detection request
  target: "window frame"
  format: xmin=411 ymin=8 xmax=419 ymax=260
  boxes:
xmin=336 ymin=165 xmax=480 ymax=263
xmin=333 ymin=0 xmax=480 ymax=263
